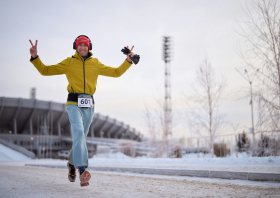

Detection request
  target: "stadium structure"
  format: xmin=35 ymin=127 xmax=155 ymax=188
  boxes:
xmin=0 ymin=96 xmax=144 ymax=158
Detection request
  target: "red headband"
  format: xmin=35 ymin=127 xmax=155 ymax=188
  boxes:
xmin=76 ymin=36 xmax=90 ymax=51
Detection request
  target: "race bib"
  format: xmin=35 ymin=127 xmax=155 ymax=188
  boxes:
xmin=78 ymin=95 xmax=93 ymax=108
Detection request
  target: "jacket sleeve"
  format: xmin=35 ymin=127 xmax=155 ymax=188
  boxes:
xmin=98 ymin=59 xmax=133 ymax=77
xmin=30 ymin=56 xmax=68 ymax=76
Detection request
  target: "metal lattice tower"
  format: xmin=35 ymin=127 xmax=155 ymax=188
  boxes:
xmin=163 ymin=36 xmax=172 ymax=139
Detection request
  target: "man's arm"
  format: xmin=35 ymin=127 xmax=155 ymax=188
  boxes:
xmin=98 ymin=45 xmax=134 ymax=77
xmin=30 ymin=56 xmax=69 ymax=76
xmin=98 ymin=59 xmax=133 ymax=77
xmin=29 ymin=39 xmax=68 ymax=76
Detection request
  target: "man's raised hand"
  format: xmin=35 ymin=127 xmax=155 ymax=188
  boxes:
xmin=126 ymin=45 xmax=134 ymax=63
xmin=29 ymin=40 xmax=38 ymax=58
xmin=121 ymin=45 xmax=140 ymax=64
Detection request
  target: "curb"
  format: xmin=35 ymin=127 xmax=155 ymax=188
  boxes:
xmin=25 ymin=164 xmax=280 ymax=182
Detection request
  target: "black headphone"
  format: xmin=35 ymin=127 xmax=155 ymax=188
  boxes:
xmin=73 ymin=35 xmax=92 ymax=50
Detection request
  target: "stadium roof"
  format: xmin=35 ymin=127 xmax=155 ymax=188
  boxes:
xmin=0 ymin=97 xmax=143 ymax=141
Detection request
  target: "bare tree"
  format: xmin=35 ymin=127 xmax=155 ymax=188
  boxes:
xmin=142 ymin=104 xmax=158 ymax=140
xmin=237 ymin=0 xmax=280 ymax=130
xmin=231 ymin=123 xmax=241 ymax=134
xmin=154 ymin=99 xmax=173 ymax=140
xmin=142 ymin=99 xmax=178 ymax=157
xmin=184 ymin=59 xmax=226 ymax=157
xmin=155 ymin=99 xmax=178 ymax=157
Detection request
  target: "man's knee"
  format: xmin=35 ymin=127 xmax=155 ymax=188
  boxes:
xmin=72 ymin=127 xmax=85 ymax=138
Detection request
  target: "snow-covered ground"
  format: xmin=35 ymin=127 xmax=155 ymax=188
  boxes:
xmin=1 ymin=143 xmax=280 ymax=166
xmin=1 ymin=165 xmax=280 ymax=198
xmin=90 ymin=151 xmax=280 ymax=166
xmin=1 ymin=144 xmax=280 ymax=197
xmin=1 ymin=143 xmax=279 ymax=173
xmin=0 ymin=143 xmax=31 ymax=161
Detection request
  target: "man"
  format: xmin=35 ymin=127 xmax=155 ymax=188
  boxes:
xmin=29 ymin=35 xmax=134 ymax=187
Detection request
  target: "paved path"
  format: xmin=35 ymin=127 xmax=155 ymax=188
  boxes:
xmin=1 ymin=166 xmax=280 ymax=198
xmin=25 ymin=163 xmax=280 ymax=182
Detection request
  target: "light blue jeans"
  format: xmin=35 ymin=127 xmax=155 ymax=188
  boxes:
xmin=66 ymin=105 xmax=94 ymax=168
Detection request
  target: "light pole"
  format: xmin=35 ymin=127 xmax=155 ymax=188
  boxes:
xmin=236 ymin=68 xmax=257 ymax=156
xmin=30 ymin=137 xmax=33 ymax=152
xmin=9 ymin=130 xmax=12 ymax=143
xmin=163 ymin=36 xmax=172 ymax=140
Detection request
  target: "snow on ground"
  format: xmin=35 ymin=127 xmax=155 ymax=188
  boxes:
xmin=0 ymin=142 xmax=279 ymax=166
xmin=90 ymin=151 xmax=280 ymax=166
xmin=1 ymin=144 xmax=279 ymax=197
xmin=1 ymin=166 xmax=279 ymax=198
xmin=0 ymin=144 xmax=31 ymax=161
xmin=0 ymin=143 xmax=279 ymax=173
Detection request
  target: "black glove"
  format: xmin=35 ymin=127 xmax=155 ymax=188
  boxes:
xmin=121 ymin=47 xmax=140 ymax=65
xmin=121 ymin=47 xmax=131 ymax=55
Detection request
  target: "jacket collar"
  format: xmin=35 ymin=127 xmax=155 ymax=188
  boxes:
xmin=72 ymin=51 xmax=93 ymax=61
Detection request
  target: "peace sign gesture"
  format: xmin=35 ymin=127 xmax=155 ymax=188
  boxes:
xmin=126 ymin=45 xmax=135 ymax=63
xmin=29 ymin=39 xmax=38 ymax=58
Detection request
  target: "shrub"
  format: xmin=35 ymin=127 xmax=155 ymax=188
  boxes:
xmin=214 ymin=143 xmax=227 ymax=157
xmin=257 ymin=134 xmax=280 ymax=156
xmin=237 ymin=132 xmax=250 ymax=152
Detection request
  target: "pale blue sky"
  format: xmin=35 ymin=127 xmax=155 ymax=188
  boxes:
xmin=0 ymin=0 xmax=258 ymax=138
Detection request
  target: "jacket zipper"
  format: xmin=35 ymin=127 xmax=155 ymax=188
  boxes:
xmin=83 ymin=60 xmax=85 ymax=94
xmin=77 ymin=53 xmax=87 ymax=94
xmin=83 ymin=60 xmax=86 ymax=94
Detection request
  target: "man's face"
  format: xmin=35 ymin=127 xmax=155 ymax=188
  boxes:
xmin=77 ymin=43 xmax=88 ymax=56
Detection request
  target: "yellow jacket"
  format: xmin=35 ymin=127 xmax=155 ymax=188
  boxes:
xmin=30 ymin=51 xmax=133 ymax=105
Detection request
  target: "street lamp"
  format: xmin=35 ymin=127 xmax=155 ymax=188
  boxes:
xmin=42 ymin=147 xmax=45 ymax=158
xmin=30 ymin=137 xmax=33 ymax=152
xmin=236 ymin=68 xmax=258 ymax=156
xmin=9 ymin=130 xmax=12 ymax=143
